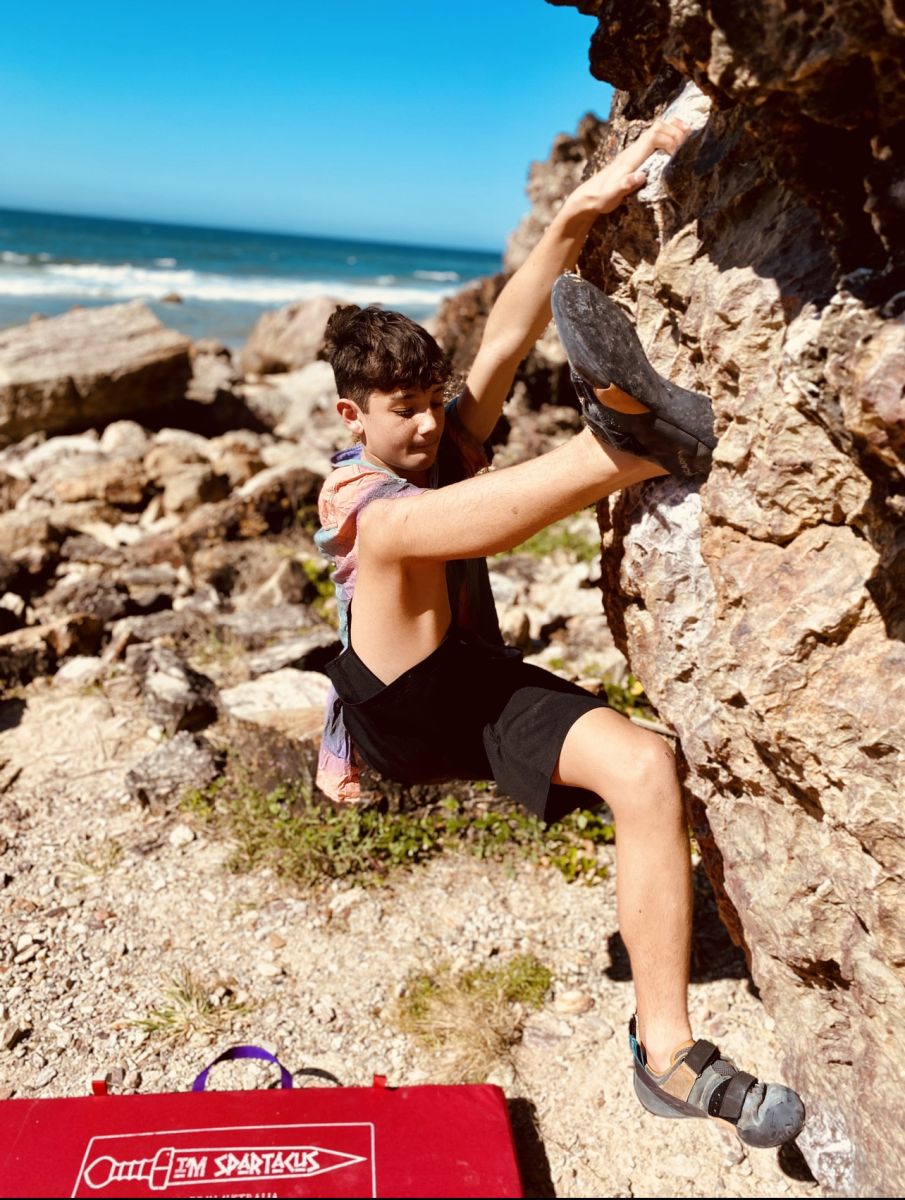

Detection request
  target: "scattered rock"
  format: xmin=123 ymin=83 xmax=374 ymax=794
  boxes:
xmin=245 ymin=629 xmax=340 ymax=677
xmin=247 ymin=559 xmax=312 ymax=608
xmin=239 ymin=296 xmax=339 ymax=376
xmin=160 ymin=465 xmax=230 ymax=515
xmin=219 ymin=668 xmax=330 ymax=740
xmin=0 ymin=614 xmax=103 ymax=686
xmin=0 ymin=302 xmax=191 ymax=443
xmin=553 ymin=989 xmax=594 ymax=1015
xmin=168 ymin=824 xmax=195 ymax=848
xmin=53 ymin=655 xmax=104 ymax=690
xmin=124 ymin=731 xmax=222 ymax=814
xmin=125 ymin=644 xmax=218 ymax=735
xmin=1 ymin=1020 xmax=29 ymax=1050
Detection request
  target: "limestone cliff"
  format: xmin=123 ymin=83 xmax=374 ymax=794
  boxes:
xmin=544 ymin=0 xmax=904 ymax=1193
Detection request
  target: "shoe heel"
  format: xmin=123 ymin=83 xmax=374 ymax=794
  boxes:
xmin=633 ymin=1067 xmax=692 ymax=1120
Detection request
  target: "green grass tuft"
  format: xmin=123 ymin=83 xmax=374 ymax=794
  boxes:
xmin=394 ymin=954 xmax=553 ymax=1082
xmin=500 ymin=515 xmax=599 ymax=564
xmin=603 ymin=673 xmax=658 ymax=722
xmin=180 ymin=770 xmax=613 ymax=890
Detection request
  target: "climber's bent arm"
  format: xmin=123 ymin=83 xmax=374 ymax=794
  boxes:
xmin=457 ymin=118 xmax=691 ymax=444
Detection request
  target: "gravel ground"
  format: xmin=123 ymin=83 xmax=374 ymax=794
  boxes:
xmin=0 ymin=683 xmax=820 ymax=1198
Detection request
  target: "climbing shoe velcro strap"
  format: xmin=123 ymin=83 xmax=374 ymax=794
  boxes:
xmin=708 ymin=1070 xmax=758 ymax=1123
xmin=683 ymin=1039 xmax=720 ymax=1076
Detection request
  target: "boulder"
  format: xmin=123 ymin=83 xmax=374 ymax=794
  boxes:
xmin=238 ymin=361 xmax=345 ymax=470
xmin=546 ymin=1 xmax=905 ymax=1192
xmin=103 ymin=609 xmax=208 ymax=664
xmin=39 ymin=575 xmax=131 ymax=625
xmin=238 ymin=295 xmax=340 ymax=375
xmin=505 ymin=113 xmax=606 ymax=272
xmin=0 ymin=554 xmax=21 ymax=595
xmin=52 ymin=654 xmax=104 ymax=690
xmin=245 ymin=629 xmax=339 ymax=678
xmin=98 ymin=420 xmax=152 ymax=459
xmin=134 ymin=459 xmax=321 ymax=569
xmin=185 ymin=342 xmax=242 ymax=404
xmin=0 ymin=614 xmax=103 ymax=687
xmin=160 ymin=465 xmax=230 ymax=515
xmin=0 ymin=470 xmax=28 ymax=514
xmin=212 ymin=604 xmax=325 ymax=649
xmin=143 ymin=441 xmax=207 ymax=484
xmin=0 ymin=513 xmax=63 ymax=584
xmin=0 ymin=302 xmax=191 ymax=443
xmin=125 ymin=731 xmax=222 ymax=814
xmin=219 ymin=668 xmax=331 ymax=741
xmin=49 ymin=459 xmax=149 ymax=507
xmin=245 ymin=558 xmax=312 ymax=609
xmin=271 ymin=361 xmax=341 ymax=439
xmin=125 ymin=644 xmax=218 ymax=735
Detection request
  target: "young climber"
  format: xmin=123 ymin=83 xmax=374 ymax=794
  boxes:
xmin=314 ymin=117 xmax=805 ymax=1147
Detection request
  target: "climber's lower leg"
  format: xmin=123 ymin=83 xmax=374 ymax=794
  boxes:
xmin=552 ymin=706 xmax=693 ymax=1070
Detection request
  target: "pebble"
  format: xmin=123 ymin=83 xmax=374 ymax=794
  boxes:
xmin=1 ymin=1019 xmax=28 ymax=1050
xmin=168 ymin=825 xmax=195 ymax=848
xmin=663 ymin=1153 xmax=699 ymax=1181
xmin=554 ymin=989 xmax=594 ymax=1015
xmin=722 ymin=1139 xmax=747 ymax=1168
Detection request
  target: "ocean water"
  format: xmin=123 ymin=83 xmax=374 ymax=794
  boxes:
xmin=0 ymin=208 xmax=501 ymax=347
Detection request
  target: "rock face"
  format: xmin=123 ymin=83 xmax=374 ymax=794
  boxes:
xmin=0 ymin=302 xmax=191 ymax=444
xmin=239 ymin=296 xmax=340 ymax=376
xmin=547 ymin=1 xmax=904 ymax=1193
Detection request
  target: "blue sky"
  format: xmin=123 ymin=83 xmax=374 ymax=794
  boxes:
xmin=1 ymin=1 xmax=612 ymax=250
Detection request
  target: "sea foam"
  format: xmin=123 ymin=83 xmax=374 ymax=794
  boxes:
xmin=0 ymin=259 xmax=465 ymax=308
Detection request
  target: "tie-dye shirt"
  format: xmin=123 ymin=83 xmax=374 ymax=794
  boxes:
xmin=315 ymin=397 xmax=501 ymax=804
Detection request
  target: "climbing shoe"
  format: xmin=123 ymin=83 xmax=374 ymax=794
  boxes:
xmin=629 ymin=1016 xmax=805 ymax=1148
xmin=551 ymin=273 xmax=716 ymax=479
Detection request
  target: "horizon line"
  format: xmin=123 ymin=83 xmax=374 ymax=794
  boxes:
xmin=0 ymin=202 xmax=504 ymax=260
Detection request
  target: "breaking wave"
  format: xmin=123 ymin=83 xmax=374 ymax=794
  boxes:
xmin=0 ymin=258 xmax=463 ymax=308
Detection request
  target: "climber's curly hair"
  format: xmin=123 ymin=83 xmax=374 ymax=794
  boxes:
xmin=322 ymin=304 xmax=450 ymax=411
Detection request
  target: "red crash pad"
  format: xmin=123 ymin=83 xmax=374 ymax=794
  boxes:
xmin=0 ymin=1077 xmax=524 ymax=1197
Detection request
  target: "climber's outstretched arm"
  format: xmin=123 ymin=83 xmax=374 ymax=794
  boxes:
xmin=457 ymin=117 xmax=690 ymax=444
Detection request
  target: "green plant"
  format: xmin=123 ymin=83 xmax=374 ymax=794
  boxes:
xmin=135 ymin=970 xmax=248 ymax=1041
xmin=179 ymin=769 xmax=613 ymax=889
xmin=296 ymin=503 xmax=321 ymax=536
xmin=603 ymin=673 xmax=658 ymax=722
xmin=459 ymin=954 xmax=553 ymax=1010
xmin=191 ymin=629 xmax=244 ymax=668
xmin=299 ymin=557 xmax=337 ymax=627
xmin=498 ymin=515 xmax=599 ymax=564
xmin=394 ymin=954 xmax=553 ymax=1083
xmin=180 ymin=778 xmax=224 ymax=821
xmin=70 ymin=838 xmax=123 ymax=878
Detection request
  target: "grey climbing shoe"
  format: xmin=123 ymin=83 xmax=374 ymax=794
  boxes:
xmin=629 ymin=1017 xmax=805 ymax=1148
xmin=551 ymin=273 xmax=716 ymax=479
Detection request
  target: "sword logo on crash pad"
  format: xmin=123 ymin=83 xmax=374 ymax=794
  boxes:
xmin=82 ymin=1142 xmax=367 ymax=1190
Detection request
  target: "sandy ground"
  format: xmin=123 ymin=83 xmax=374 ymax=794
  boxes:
xmin=0 ymin=683 xmax=821 ymax=1197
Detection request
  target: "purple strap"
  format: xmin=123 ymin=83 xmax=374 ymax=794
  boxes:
xmin=192 ymin=1045 xmax=293 ymax=1092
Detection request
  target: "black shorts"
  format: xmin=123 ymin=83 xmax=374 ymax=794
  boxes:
xmin=323 ymin=629 xmax=609 ymax=822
